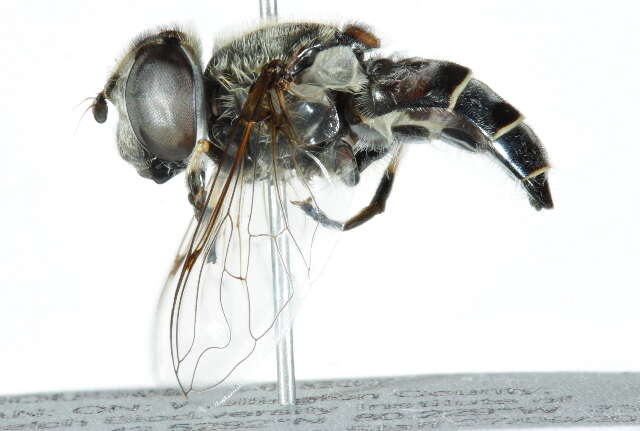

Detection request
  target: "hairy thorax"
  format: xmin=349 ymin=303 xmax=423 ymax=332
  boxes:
xmin=203 ymin=23 xmax=369 ymax=180
xmin=205 ymin=23 xmax=340 ymax=120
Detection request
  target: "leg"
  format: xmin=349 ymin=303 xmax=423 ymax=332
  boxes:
xmin=343 ymin=152 xmax=398 ymax=230
xmin=293 ymin=145 xmax=402 ymax=231
xmin=186 ymin=138 xmax=226 ymax=220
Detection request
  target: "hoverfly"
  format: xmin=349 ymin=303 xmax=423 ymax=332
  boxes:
xmin=92 ymin=22 xmax=553 ymax=396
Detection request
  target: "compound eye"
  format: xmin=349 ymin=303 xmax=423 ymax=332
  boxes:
xmin=125 ymin=39 xmax=196 ymax=161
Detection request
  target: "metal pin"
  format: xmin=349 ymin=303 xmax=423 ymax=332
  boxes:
xmin=259 ymin=0 xmax=278 ymax=20
xmin=260 ymin=0 xmax=295 ymax=405
xmin=260 ymin=0 xmax=295 ymax=407
xmin=267 ymin=180 xmax=296 ymax=406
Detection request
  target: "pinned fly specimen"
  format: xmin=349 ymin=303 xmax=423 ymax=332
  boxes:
xmin=92 ymin=22 xmax=553 ymax=396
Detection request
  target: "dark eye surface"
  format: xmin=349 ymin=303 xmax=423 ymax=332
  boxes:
xmin=125 ymin=41 xmax=196 ymax=161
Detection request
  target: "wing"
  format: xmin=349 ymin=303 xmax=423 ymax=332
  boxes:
xmin=154 ymin=84 xmax=357 ymax=399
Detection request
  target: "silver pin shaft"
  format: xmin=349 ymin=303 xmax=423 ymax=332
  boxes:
xmin=259 ymin=0 xmax=278 ymax=20
xmin=260 ymin=0 xmax=294 ymax=407
xmin=267 ymin=181 xmax=296 ymax=406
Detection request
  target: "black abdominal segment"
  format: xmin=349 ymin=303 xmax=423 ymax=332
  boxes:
xmin=344 ymin=50 xmax=552 ymax=212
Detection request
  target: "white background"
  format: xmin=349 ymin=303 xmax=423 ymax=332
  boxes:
xmin=1 ymin=0 xmax=639 ymax=395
